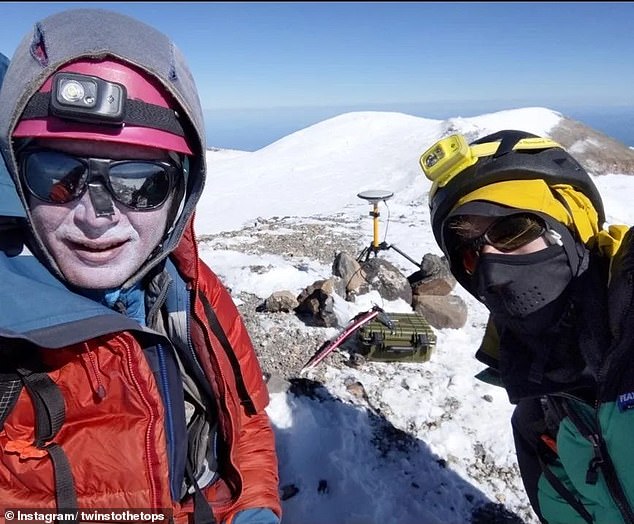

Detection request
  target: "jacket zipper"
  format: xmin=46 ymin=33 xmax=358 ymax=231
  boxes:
xmin=156 ymin=342 xmax=177 ymax=497
xmin=122 ymin=337 xmax=162 ymax=509
xmin=585 ymin=433 xmax=603 ymax=485
xmin=184 ymin=286 xmax=212 ymax=387
xmin=79 ymin=345 xmax=107 ymax=399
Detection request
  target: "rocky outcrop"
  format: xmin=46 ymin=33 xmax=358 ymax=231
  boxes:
xmin=262 ymin=251 xmax=468 ymax=332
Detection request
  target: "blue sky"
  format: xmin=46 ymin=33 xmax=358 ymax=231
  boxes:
xmin=1 ymin=2 xmax=633 ymax=149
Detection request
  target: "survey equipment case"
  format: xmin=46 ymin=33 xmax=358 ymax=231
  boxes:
xmin=357 ymin=312 xmax=437 ymax=363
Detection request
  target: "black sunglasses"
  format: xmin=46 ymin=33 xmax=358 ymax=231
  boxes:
xmin=454 ymin=213 xmax=547 ymax=275
xmin=19 ymin=148 xmax=182 ymax=210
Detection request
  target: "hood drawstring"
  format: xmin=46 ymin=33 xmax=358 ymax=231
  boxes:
xmin=75 ymin=284 xmax=147 ymax=401
xmin=79 ymin=343 xmax=107 ymax=400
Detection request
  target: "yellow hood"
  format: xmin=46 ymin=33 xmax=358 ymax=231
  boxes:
xmin=454 ymin=180 xmax=600 ymax=244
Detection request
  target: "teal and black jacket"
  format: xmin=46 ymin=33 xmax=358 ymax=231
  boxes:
xmin=509 ymin=231 xmax=634 ymax=524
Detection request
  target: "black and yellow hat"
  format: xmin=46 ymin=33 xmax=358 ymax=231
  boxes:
xmin=419 ymin=130 xmax=627 ymax=382
xmin=420 ymin=129 xmax=605 ymax=255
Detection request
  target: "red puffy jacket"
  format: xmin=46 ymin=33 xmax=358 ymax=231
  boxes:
xmin=0 ymin=217 xmax=281 ymax=522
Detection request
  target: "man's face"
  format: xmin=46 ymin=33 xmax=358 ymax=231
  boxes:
xmin=25 ymin=138 xmax=175 ymax=289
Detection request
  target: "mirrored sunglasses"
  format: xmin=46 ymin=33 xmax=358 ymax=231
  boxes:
xmin=19 ymin=148 xmax=181 ymax=210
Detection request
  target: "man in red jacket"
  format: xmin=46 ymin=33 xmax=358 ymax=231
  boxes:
xmin=0 ymin=8 xmax=281 ymax=524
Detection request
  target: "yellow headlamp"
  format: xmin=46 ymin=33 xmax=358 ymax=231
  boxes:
xmin=420 ymin=134 xmax=476 ymax=186
xmin=419 ymin=133 xmax=563 ymax=205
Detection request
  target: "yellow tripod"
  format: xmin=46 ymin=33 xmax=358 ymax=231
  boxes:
xmin=356 ymin=190 xmax=421 ymax=268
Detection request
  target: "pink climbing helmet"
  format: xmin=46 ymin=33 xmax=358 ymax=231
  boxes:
xmin=13 ymin=57 xmax=193 ymax=155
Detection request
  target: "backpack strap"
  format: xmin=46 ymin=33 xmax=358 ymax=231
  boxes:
xmin=184 ymin=461 xmax=217 ymax=524
xmin=16 ymin=367 xmax=78 ymax=515
xmin=538 ymin=455 xmax=593 ymax=524
xmin=198 ymin=292 xmax=256 ymax=416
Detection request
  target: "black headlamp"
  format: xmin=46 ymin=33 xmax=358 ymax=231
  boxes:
xmin=50 ymin=72 xmax=126 ymax=125
xmin=20 ymin=72 xmax=186 ymax=138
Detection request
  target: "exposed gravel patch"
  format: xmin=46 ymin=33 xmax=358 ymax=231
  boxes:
xmin=198 ymin=213 xmax=364 ymax=265
xmin=198 ymin=214 xmax=367 ymax=381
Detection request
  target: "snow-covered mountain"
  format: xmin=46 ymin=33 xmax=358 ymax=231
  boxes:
xmin=195 ymin=107 xmax=634 ymax=524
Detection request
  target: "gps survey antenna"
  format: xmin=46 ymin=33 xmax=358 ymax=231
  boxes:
xmin=356 ymin=189 xmax=420 ymax=268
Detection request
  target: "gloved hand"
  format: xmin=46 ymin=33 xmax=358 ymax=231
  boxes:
xmin=225 ymin=508 xmax=280 ymax=524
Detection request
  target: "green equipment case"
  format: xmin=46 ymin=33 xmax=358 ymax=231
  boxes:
xmin=356 ymin=312 xmax=437 ymax=363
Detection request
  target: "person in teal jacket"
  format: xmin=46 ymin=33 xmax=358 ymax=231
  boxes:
xmin=420 ymin=129 xmax=634 ymax=524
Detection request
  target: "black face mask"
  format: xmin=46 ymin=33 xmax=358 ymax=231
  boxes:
xmin=475 ymin=245 xmax=573 ymax=333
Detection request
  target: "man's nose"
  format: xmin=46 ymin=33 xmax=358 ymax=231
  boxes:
xmin=87 ymin=182 xmax=116 ymax=218
xmin=72 ymin=181 xmax=120 ymax=229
